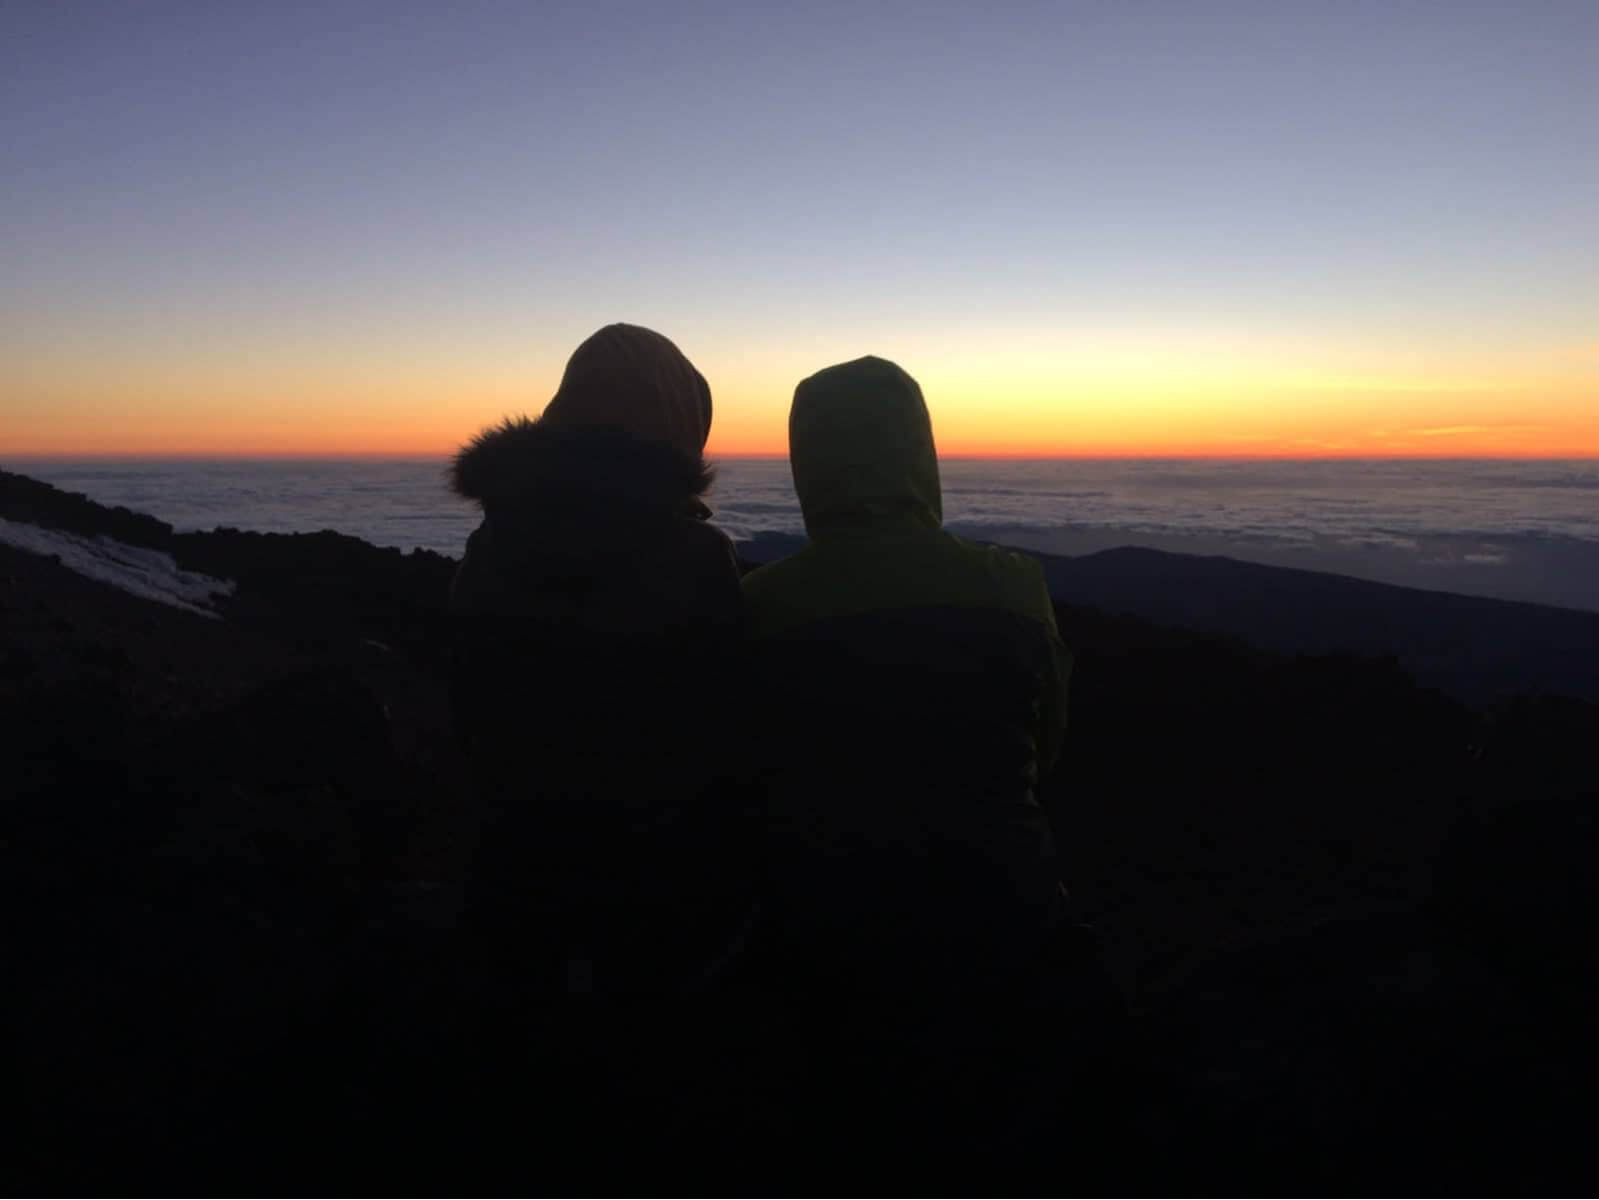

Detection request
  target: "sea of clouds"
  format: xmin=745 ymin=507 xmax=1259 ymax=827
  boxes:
xmin=14 ymin=457 xmax=1599 ymax=613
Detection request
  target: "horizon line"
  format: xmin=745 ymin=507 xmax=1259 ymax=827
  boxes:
xmin=6 ymin=451 xmax=1599 ymax=464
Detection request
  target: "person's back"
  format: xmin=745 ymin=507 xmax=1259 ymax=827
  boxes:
xmin=425 ymin=325 xmax=771 ymax=1178
xmin=448 ymin=325 xmax=752 ymax=996
xmin=742 ymin=356 xmax=1092 ymax=1172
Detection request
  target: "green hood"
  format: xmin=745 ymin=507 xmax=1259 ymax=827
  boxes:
xmin=788 ymin=356 xmax=943 ymax=536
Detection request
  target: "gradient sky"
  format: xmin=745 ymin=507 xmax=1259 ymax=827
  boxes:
xmin=4 ymin=0 xmax=1596 ymax=457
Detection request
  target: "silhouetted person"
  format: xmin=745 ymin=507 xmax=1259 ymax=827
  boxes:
xmin=742 ymin=355 xmax=1093 ymax=1173
xmin=438 ymin=324 xmax=759 ymax=1179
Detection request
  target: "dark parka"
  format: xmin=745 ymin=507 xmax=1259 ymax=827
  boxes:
xmin=448 ymin=325 xmax=752 ymax=998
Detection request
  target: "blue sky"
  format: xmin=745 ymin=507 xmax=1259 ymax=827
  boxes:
xmin=4 ymin=0 xmax=1596 ymax=454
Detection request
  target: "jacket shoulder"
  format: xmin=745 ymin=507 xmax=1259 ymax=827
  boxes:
xmin=740 ymin=542 xmax=812 ymax=597
xmin=742 ymin=532 xmax=1057 ymax=638
xmin=942 ymin=533 xmax=1056 ymax=624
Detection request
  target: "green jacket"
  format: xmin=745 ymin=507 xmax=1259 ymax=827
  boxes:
xmin=744 ymin=355 xmax=1070 ymax=772
xmin=742 ymin=356 xmax=1073 ymax=984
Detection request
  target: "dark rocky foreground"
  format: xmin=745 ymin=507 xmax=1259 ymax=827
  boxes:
xmin=3 ymin=466 xmax=1597 ymax=1191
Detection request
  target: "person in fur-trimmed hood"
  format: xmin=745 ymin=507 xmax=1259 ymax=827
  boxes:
xmin=450 ymin=322 xmax=731 ymax=622
xmin=445 ymin=323 xmax=753 ymax=1009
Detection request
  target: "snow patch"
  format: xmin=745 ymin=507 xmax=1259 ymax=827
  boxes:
xmin=0 ymin=518 xmax=235 ymax=618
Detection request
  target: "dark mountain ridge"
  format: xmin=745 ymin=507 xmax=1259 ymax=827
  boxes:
xmin=3 ymin=465 xmax=1596 ymax=1190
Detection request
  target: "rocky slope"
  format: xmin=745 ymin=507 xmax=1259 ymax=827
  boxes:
xmin=3 ymin=466 xmax=1595 ymax=1190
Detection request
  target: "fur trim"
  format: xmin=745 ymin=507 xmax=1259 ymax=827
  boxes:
xmin=449 ymin=416 xmax=715 ymax=511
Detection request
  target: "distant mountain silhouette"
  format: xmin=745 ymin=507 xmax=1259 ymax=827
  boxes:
xmin=1042 ymin=545 xmax=1599 ymax=704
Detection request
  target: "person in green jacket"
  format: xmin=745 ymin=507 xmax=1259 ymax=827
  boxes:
xmin=742 ymin=355 xmax=1090 ymax=1171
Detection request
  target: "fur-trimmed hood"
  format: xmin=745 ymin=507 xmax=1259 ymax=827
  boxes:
xmin=447 ymin=417 xmax=736 ymax=622
xmin=450 ymin=417 xmax=715 ymax=518
xmin=540 ymin=323 xmax=712 ymax=460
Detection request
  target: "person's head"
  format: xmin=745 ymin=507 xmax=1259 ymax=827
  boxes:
xmin=788 ymin=355 xmax=942 ymax=536
xmin=451 ymin=323 xmax=713 ymax=511
xmin=540 ymin=323 xmax=712 ymax=458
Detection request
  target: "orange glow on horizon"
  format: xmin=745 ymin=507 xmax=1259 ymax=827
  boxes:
xmin=5 ymin=337 xmax=1596 ymax=460
xmin=7 ymin=425 xmax=1598 ymax=461
xmin=8 ymin=430 xmax=1598 ymax=460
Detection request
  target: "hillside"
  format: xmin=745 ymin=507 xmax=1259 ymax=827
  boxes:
xmin=3 ymin=466 xmax=1596 ymax=1190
